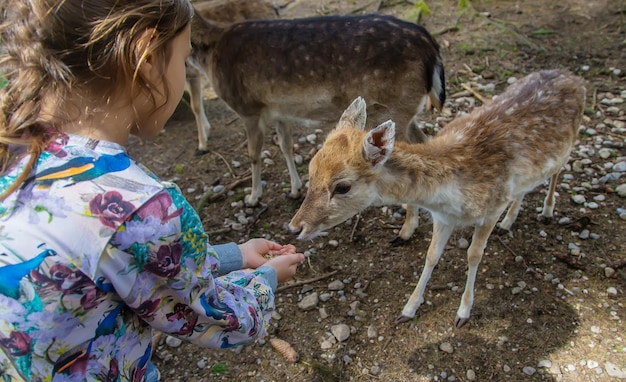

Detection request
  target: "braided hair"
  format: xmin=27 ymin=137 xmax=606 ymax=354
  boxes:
xmin=0 ymin=0 xmax=193 ymax=199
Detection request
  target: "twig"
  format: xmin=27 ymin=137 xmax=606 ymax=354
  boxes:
xmin=276 ymin=270 xmax=339 ymax=292
xmin=195 ymin=175 xmax=252 ymax=211
xmin=461 ymin=83 xmax=490 ymax=105
xmin=245 ymin=205 xmax=269 ymax=236
xmin=349 ymin=214 xmax=361 ymax=242
xmin=210 ymin=150 xmax=235 ymax=178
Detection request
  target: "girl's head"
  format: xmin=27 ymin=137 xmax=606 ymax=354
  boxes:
xmin=0 ymin=0 xmax=193 ymax=196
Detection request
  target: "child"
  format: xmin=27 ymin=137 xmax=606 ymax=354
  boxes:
xmin=0 ymin=0 xmax=305 ymax=380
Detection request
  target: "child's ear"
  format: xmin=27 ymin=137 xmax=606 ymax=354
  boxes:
xmin=135 ymin=28 xmax=158 ymax=82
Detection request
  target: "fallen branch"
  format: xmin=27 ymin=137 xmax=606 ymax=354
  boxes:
xmin=195 ymin=175 xmax=251 ymax=211
xmin=276 ymin=270 xmax=339 ymax=292
xmin=210 ymin=150 xmax=235 ymax=178
xmin=350 ymin=214 xmax=361 ymax=242
xmin=461 ymin=83 xmax=490 ymax=105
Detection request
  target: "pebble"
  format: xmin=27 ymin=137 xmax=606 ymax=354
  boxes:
xmin=607 ymin=287 xmax=618 ymax=296
xmin=319 ymin=307 xmax=329 ymax=319
xmin=298 ymin=292 xmax=319 ymax=310
xmin=466 ymin=369 xmax=476 ymax=381
xmin=457 ymin=237 xmax=469 ymax=249
xmin=328 ymin=280 xmax=345 ymax=291
xmin=523 ymin=366 xmax=536 ymax=375
xmin=331 ymin=324 xmax=351 ymax=342
xmin=606 ymin=362 xmax=626 ymax=378
xmin=367 ymin=325 xmax=378 ymax=338
xmin=319 ymin=293 xmax=332 ymax=302
xmin=572 ymin=194 xmax=586 ymax=204
xmin=165 ymin=335 xmax=182 ymax=348
xmin=605 ymin=267 xmax=616 ymax=278
xmin=439 ymin=342 xmax=454 ymax=354
xmin=538 ymin=360 xmax=552 ymax=368
xmin=616 ymin=183 xmax=626 ymax=197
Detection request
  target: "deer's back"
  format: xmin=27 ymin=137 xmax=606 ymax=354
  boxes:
xmin=207 ymin=14 xmax=442 ymax=118
xmin=421 ymin=70 xmax=585 ymax=215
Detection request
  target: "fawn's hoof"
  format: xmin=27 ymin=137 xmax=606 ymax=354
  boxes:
xmin=194 ymin=148 xmax=210 ymax=156
xmin=244 ymin=195 xmax=260 ymax=207
xmin=394 ymin=315 xmax=413 ymax=324
xmin=493 ymin=226 xmax=510 ymax=236
xmin=537 ymin=215 xmax=553 ymax=225
xmin=389 ymin=236 xmax=411 ymax=247
xmin=454 ymin=316 xmax=470 ymax=328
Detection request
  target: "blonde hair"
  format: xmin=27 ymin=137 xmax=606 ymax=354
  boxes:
xmin=0 ymin=0 xmax=193 ymax=199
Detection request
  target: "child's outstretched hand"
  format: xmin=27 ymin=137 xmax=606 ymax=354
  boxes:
xmin=238 ymin=238 xmax=303 ymax=276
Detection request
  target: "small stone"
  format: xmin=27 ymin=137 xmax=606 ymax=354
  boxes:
xmin=558 ymin=217 xmax=572 ymax=225
xmin=331 ymin=324 xmax=351 ymax=342
xmin=605 ymin=267 xmax=616 ymax=278
xmin=370 ymin=365 xmax=381 ymax=376
xmin=606 ymin=362 xmax=626 ymax=378
xmin=587 ymin=360 xmax=599 ymax=369
xmin=538 ymin=360 xmax=552 ymax=368
xmin=607 ymin=287 xmax=618 ymax=296
xmin=523 ymin=366 xmax=536 ymax=375
xmin=328 ymin=280 xmax=344 ymax=291
xmin=466 ymin=369 xmax=476 ymax=381
xmin=616 ymin=183 xmax=626 ymax=197
xmin=327 ymin=239 xmax=339 ymax=248
xmin=367 ymin=325 xmax=378 ymax=338
xmin=319 ymin=307 xmax=329 ymax=319
xmin=165 ymin=335 xmax=182 ymax=348
xmin=298 ymin=292 xmax=319 ymax=310
xmin=439 ymin=342 xmax=454 ymax=354
xmin=571 ymin=194 xmax=586 ymax=204
xmin=457 ymin=238 xmax=470 ymax=249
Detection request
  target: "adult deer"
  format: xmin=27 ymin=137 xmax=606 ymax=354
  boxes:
xmin=188 ymin=13 xmax=446 ymax=208
xmin=289 ymin=70 xmax=586 ymax=327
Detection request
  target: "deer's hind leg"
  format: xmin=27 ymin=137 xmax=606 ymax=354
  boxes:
xmin=498 ymin=194 xmax=525 ymax=232
xmin=540 ymin=172 xmax=559 ymax=222
xmin=243 ymin=115 xmax=265 ymax=206
xmin=186 ymin=61 xmax=212 ymax=155
xmin=274 ymin=120 xmax=303 ymax=200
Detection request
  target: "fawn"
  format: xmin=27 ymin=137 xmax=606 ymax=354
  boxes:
xmin=187 ymin=13 xmax=446 ymax=207
xmin=289 ymin=70 xmax=586 ymax=327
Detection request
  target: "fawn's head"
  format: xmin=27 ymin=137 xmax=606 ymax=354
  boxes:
xmin=289 ymin=97 xmax=397 ymax=240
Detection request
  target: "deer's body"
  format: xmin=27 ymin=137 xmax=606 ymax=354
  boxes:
xmin=188 ymin=13 xmax=446 ymax=206
xmin=289 ymin=70 xmax=586 ymax=327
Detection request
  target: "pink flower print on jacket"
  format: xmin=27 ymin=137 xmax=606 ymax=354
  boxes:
xmin=46 ymin=131 xmax=70 ymax=158
xmin=0 ymin=331 xmax=32 ymax=357
xmin=143 ymin=242 xmax=183 ymax=278
xmin=89 ymin=191 xmax=135 ymax=229
xmin=136 ymin=190 xmax=183 ymax=223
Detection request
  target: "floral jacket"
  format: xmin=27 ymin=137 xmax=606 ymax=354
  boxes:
xmin=0 ymin=134 xmax=277 ymax=381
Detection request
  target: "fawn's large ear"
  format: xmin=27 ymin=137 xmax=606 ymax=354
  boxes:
xmin=337 ymin=97 xmax=367 ymax=130
xmin=363 ymin=120 xmax=395 ymax=167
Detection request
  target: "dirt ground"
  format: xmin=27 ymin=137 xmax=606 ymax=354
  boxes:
xmin=127 ymin=0 xmax=626 ymax=381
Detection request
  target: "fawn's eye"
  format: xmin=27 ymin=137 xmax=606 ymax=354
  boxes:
xmin=333 ymin=182 xmax=351 ymax=196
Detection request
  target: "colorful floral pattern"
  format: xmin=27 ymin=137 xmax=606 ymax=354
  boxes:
xmin=0 ymin=135 xmax=275 ymax=381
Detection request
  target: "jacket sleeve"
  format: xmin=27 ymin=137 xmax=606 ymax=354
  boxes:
xmin=96 ymin=184 xmax=277 ymax=348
